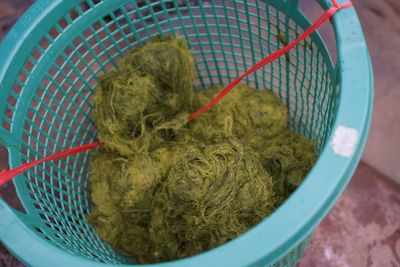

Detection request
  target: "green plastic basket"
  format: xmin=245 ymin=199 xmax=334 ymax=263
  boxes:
xmin=0 ymin=0 xmax=372 ymax=266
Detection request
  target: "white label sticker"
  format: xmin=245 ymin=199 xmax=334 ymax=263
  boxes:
xmin=330 ymin=125 xmax=359 ymax=157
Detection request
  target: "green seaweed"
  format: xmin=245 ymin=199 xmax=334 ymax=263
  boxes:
xmin=92 ymin=36 xmax=194 ymax=156
xmin=88 ymin=36 xmax=316 ymax=263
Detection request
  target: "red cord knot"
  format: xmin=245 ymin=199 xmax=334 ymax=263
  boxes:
xmin=332 ymin=0 xmax=354 ymax=9
xmin=327 ymin=1 xmax=353 ymax=16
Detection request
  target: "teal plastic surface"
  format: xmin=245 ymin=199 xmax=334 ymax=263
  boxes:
xmin=0 ymin=0 xmax=372 ymax=266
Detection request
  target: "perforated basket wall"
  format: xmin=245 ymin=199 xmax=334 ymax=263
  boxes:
xmin=0 ymin=0 xmax=357 ymax=266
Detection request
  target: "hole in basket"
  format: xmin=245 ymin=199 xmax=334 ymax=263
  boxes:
xmin=31 ymin=48 xmax=42 ymax=61
xmin=34 ymin=226 xmax=53 ymax=241
xmin=12 ymin=82 xmax=23 ymax=96
xmin=69 ymin=8 xmax=80 ymax=21
xmin=79 ymin=1 xmax=91 ymax=13
xmin=58 ymin=18 xmax=69 ymax=30
xmin=4 ymin=107 xmax=12 ymax=121
xmin=39 ymin=37 xmax=50 ymax=51
xmin=18 ymin=71 xmax=28 ymax=84
xmin=34 ymin=227 xmax=44 ymax=234
xmin=23 ymin=59 xmax=35 ymax=73
xmin=48 ymin=27 xmax=60 ymax=40
xmin=2 ymin=120 xmax=11 ymax=131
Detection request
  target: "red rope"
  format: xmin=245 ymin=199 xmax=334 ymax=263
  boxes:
xmin=188 ymin=1 xmax=353 ymax=121
xmin=0 ymin=1 xmax=353 ymax=186
xmin=0 ymin=142 xmax=103 ymax=186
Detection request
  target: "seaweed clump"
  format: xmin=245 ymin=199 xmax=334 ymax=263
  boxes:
xmin=92 ymin=36 xmax=194 ymax=156
xmin=87 ymin=36 xmax=317 ymax=263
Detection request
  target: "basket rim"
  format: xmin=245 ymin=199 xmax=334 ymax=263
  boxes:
xmin=0 ymin=0 xmax=373 ymax=266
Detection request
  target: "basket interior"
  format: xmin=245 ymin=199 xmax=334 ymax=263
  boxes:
xmin=0 ymin=0 xmax=337 ymax=264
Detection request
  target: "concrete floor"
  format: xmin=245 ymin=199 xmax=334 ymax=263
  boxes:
xmin=1 ymin=0 xmax=400 ymax=266
xmin=299 ymin=163 xmax=400 ymax=267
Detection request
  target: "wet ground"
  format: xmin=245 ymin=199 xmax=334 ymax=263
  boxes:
xmin=0 ymin=0 xmax=399 ymax=266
